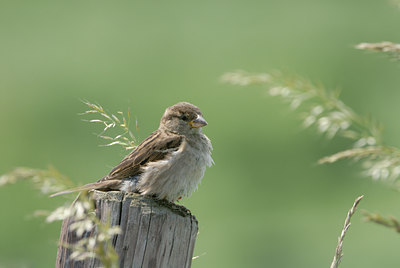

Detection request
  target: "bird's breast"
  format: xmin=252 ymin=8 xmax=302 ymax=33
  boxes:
xmin=137 ymin=135 xmax=213 ymax=202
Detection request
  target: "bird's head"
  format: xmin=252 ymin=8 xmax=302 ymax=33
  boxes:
xmin=160 ymin=102 xmax=208 ymax=135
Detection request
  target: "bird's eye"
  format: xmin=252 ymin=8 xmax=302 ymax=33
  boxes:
xmin=180 ymin=114 xmax=188 ymax=121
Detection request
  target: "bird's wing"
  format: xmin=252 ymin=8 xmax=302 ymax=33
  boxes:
xmin=99 ymin=130 xmax=183 ymax=182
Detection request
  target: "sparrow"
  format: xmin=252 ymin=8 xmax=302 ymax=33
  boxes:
xmin=51 ymin=102 xmax=213 ymax=202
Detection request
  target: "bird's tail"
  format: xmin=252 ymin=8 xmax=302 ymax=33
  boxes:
xmin=50 ymin=180 xmax=121 ymax=197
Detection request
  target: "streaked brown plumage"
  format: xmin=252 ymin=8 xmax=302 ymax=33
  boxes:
xmin=51 ymin=102 xmax=213 ymax=202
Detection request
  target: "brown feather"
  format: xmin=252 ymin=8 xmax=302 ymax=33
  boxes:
xmin=50 ymin=130 xmax=182 ymax=197
xmin=99 ymin=129 xmax=182 ymax=182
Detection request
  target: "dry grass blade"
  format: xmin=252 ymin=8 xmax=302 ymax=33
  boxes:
xmin=221 ymin=70 xmax=270 ymax=85
xmin=318 ymin=146 xmax=396 ymax=164
xmin=355 ymin=42 xmax=400 ymax=60
xmin=363 ymin=211 xmax=400 ymax=233
xmin=319 ymin=146 xmax=400 ymax=182
xmin=0 ymin=166 xmax=74 ymax=194
xmin=355 ymin=42 xmax=400 ymax=53
xmin=319 ymin=147 xmax=379 ymax=164
xmin=330 ymin=195 xmax=364 ymax=268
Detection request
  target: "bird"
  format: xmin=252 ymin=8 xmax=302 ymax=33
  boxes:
xmin=51 ymin=102 xmax=213 ymax=202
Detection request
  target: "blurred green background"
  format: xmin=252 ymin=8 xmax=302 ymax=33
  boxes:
xmin=2 ymin=1 xmax=400 ymax=267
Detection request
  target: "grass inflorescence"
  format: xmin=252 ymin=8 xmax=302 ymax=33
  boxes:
xmin=81 ymin=100 xmax=137 ymax=150
xmin=222 ymin=70 xmax=400 ymax=185
xmin=0 ymin=100 xmax=138 ymax=267
xmin=0 ymin=165 xmax=121 ymax=267
xmin=47 ymin=191 xmax=120 ymax=267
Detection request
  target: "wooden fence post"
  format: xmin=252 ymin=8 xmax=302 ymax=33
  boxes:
xmin=56 ymin=191 xmax=199 ymax=268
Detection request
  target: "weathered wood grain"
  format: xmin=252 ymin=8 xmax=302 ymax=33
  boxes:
xmin=56 ymin=191 xmax=198 ymax=268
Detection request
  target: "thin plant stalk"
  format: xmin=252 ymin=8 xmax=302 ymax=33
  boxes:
xmin=330 ymin=195 xmax=363 ymax=268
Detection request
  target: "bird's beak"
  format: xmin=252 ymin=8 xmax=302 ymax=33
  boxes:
xmin=189 ymin=115 xmax=208 ymax=128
